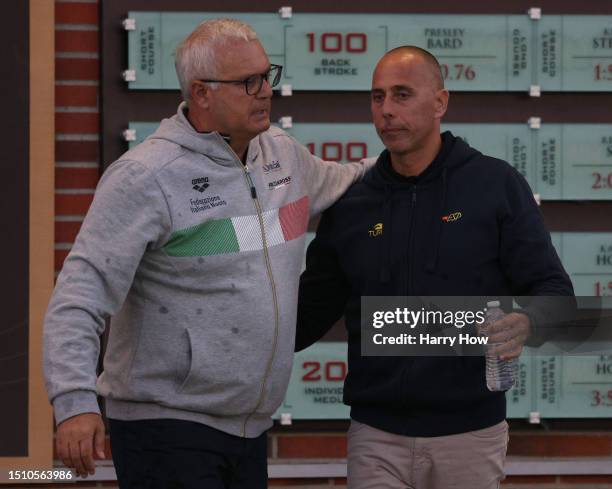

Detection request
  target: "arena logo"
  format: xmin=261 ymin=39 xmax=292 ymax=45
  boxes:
xmin=192 ymin=176 xmax=209 ymax=193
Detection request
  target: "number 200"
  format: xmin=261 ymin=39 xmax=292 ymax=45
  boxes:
xmin=302 ymin=361 xmax=347 ymax=381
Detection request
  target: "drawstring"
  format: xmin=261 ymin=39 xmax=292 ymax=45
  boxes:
xmin=380 ymin=187 xmax=393 ymax=283
xmin=426 ymin=168 xmax=447 ymax=274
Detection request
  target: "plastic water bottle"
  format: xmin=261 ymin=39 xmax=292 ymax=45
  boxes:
xmin=483 ymin=300 xmax=517 ymax=391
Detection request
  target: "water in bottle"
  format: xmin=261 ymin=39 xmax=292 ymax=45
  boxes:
xmin=483 ymin=300 xmax=517 ymax=391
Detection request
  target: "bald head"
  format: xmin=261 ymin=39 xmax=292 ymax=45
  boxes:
xmin=377 ymin=46 xmax=444 ymax=91
xmin=370 ymin=44 xmax=449 ymax=170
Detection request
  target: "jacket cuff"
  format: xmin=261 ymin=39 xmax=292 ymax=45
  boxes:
xmin=520 ymin=307 xmax=546 ymax=347
xmin=53 ymin=391 xmax=100 ymax=426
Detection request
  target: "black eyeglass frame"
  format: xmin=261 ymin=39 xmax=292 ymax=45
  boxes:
xmin=199 ymin=64 xmax=283 ymax=95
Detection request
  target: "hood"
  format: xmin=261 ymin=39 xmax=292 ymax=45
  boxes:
xmin=363 ymin=132 xmax=482 ymax=282
xmin=146 ymin=102 xmax=260 ymax=167
xmin=363 ymin=131 xmax=480 ymax=189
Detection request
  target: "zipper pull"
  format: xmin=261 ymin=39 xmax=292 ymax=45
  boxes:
xmin=412 ymin=187 xmax=417 ymax=205
xmin=245 ymin=165 xmax=257 ymax=199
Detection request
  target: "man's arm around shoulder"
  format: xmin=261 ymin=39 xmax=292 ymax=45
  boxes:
xmin=290 ymin=135 xmax=375 ymax=216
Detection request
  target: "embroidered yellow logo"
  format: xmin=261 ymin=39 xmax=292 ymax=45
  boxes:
xmin=442 ymin=212 xmax=462 ymax=223
xmin=368 ymin=223 xmax=383 ymax=237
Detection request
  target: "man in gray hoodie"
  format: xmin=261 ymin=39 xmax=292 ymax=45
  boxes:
xmin=44 ymin=18 xmax=371 ymax=488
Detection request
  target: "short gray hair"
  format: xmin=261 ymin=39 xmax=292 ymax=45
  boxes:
xmin=174 ymin=18 xmax=258 ymax=102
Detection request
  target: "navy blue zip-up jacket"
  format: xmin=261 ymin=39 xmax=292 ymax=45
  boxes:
xmin=296 ymin=132 xmax=575 ymax=437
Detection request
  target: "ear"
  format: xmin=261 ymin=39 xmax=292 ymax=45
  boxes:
xmin=433 ymin=89 xmax=449 ymax=119
xmin=190 ymin=80 xmax=211 ymax=110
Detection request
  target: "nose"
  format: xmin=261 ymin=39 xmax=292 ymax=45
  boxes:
xmin=257 ymin=77 xmax=273 ymax=98
xmin=381 ymin=97 xmax=394 ymax=119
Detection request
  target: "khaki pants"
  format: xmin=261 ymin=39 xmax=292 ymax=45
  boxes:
xmin=347 ymin=419 xmax=508 ymax=489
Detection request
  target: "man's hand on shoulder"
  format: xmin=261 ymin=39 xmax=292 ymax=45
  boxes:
xmin=487 ymin=312 xmax=531 ymax=361
xmin=56 ymin=413 xmax=106 ymax=478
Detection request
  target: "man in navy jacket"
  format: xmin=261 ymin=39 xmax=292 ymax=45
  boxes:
xmin=296 ymin=46 xmax=575 ymax=489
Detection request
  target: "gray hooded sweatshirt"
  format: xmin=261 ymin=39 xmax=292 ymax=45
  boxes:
xmin=44 ymin=103 xmax=371 ymax=437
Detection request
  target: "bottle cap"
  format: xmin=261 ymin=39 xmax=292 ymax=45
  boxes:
xmin=486 ymin=300 xmax=501 ymax=308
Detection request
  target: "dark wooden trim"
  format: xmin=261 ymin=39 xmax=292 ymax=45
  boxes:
xmin=0 ymin=0 xmax=29 ymax=458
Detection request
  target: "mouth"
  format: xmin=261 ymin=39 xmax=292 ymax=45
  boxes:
xmin=381 ymin=128 xmax=406 ymax=137
xmin=252 ymin=108 xmax=270 ymax=118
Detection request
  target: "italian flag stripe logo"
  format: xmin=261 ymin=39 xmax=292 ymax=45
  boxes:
xmin=163 ymin=196 xmax=309 ymax=257
xmin=279 ymin=196 xmax=309 ymax=242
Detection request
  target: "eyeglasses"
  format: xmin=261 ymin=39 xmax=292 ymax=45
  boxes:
xmin=200 ymin=64 xmax=283 ymax=95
